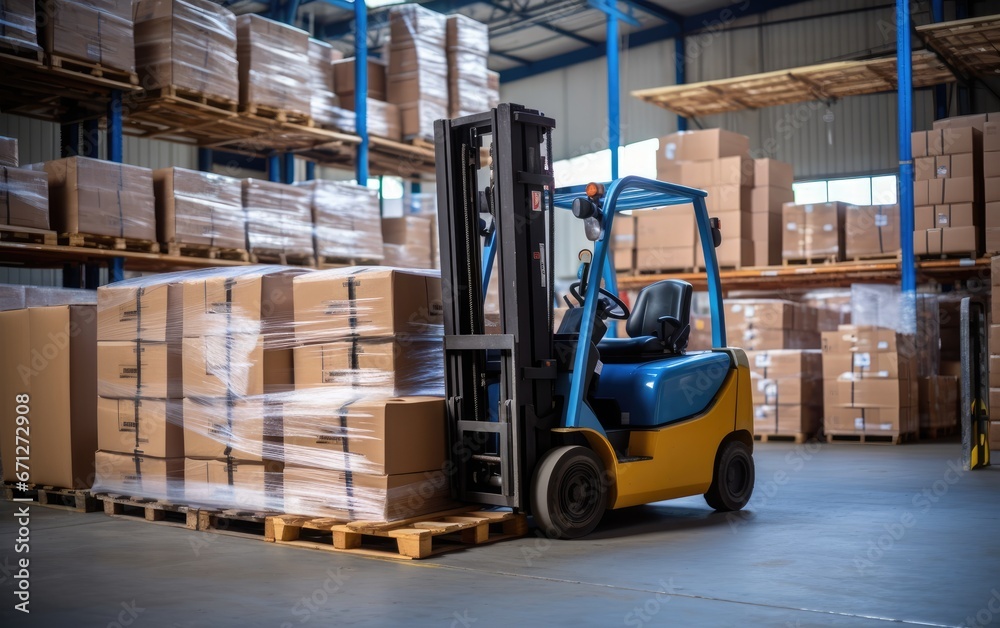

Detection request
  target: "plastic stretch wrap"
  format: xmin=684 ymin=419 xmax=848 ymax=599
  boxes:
xmin=41 ymin=0 xmax=135 ymax=72
xmin=93 ymin=266 xmax=450 ymax=520
xmin=242 ymin=179 xmax=314 ymax=256
xmin=446 ymin=14 xmax=489 ymax=55
xmin=382 ymin=215 xmax=436 ymax=269
xmin=34 ymin=157 xmax=155 ymax=240
xmin=447 ymin=49 xmax=490 ymax=118
xmin=746 ymin=349 xmax=822 ymax=435
xmin=154 ymin=167 xmax=245 ymax=249
xmin=1 ymin=165 xmax=49 ymax=229
xmin=0 ymin=0 xmax=39 ymax=53
xmin=133 ymin=0 xmax=238 ymax=103
xmin=798 ymin=288 xmax=852 ymax=329
xmin=298 ymin=179 xmax=384 ymax=261
xmin=333 ymin=57 xmax=387 ymax=102
xmin=362 ymin=99 xmax=400 ymax=141
xmin=0 ymin=135 xmax=17 ymax=168
xmin=236 ymin=14 xmax=310 ymax=116
xmin=0 ymin=284 xmax=97 ymax=311
xmin=486 ymin=70 xmax=500 ymax=108
xmin=388 ymin=4 xmax=448 ymax=140
xmin=849 ymin=284 xmax=939 ymax=377
xmin=725 ymin=299 xmax=821 ymax=350
xmin=307 ymin=38 xmax=348 ymax=129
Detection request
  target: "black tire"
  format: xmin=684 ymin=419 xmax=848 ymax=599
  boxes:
xmin=704 ymin=439 xmax=754 ymax=512
xmin=531 ymin=446 xmax=607 ymax=539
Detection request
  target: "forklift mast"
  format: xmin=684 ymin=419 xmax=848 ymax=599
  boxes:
xmin=434 ymin=104 xmax=558 ymax=509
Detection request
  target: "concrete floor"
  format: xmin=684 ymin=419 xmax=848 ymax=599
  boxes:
xmin=2 ymin=441 xmax=1000 ymax=627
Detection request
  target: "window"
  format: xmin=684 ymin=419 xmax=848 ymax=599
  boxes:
xmin=552 ymin=138 xmax=658 ymax=188
xmin=793 ymin=174 xmax=898 ymax=206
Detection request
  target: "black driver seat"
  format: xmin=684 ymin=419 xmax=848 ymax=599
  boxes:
xmin=597 ymin=279 xmax=693 ymax=363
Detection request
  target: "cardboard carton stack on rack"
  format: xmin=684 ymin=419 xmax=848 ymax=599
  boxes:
xmin=650 ymin=129 xmax=754 ymax=270
xmin=781 ymin=201 xmax=846 ymax=263
xmin=306 ymin=38 xmax=356 ymax=132
xmin=387 ymin=4 xmax=449 ymax=142
xmin=382 ymin=214 xmax=437 ymax=269
xmin=751 ymin=159 xmax=795 ymax=266
xmin=242 ymin=179 xmax=314 ymax=263
xmin=912 ymin=113 xmax=990 ymax=257
xmin=154 ymin=168 xmax=245 ymax=252
xmin=333 ymin=57 xmax=400 ymax=141
xmin=133 ymin=0 xmax=240 ymax=105
xmin=991 ymin=257 xmax=1000 ymax=450
xmin=235 ymin=14 xmax=310 ymax=118
xmin=0 ymin=0 xmax=41 ymax=55
xmin=298 ymin=180 xmax=384 ymax=263
xmin=984 ymin=118 xmax=1000 ymax=253
xmin=845 ymin=203 xmax=902 ymax=260
xmin=446 ymin=15 xmax=490 ymax=118
xmin=0 ymin=136 xmax=49 ymax=230
xmin=40 ymin=0 xmax=135 ymax=73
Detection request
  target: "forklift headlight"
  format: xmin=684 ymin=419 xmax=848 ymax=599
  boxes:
xmin=584 ymin=214 xmax=603 ymax=242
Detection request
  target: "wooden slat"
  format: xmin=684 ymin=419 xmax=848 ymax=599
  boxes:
xmin=917 ymin=14 xmax=1000 ymax=78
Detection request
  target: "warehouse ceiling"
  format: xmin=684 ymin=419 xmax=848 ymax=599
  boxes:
xmin=219 ymin=0 xmax=814 ymax=81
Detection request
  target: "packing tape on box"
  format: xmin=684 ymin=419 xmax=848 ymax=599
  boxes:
xmin=92 ymin=265 xmax=450 ymax=520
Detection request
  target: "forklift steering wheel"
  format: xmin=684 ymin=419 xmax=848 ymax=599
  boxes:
xmin=596 ymin=289 xmax=630 ymax=320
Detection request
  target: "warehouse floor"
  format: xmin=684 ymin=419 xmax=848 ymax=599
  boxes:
xmin=2 ymin=442 xmax=999 ymax=627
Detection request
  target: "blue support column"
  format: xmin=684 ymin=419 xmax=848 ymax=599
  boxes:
xmin=197 ymin=148 xmax=213 ymax=172
xmin=607 ymin=15 xmax=620 ymax=179
xmin=281 ymin=153 xmax=296 ymax=184
xmin=305 ymin=161 xmax=316 ymax=181
xmin=60 ymin=123 xmax=79 ymax=157
xmin=932 ymin=0 xmax=947 ymax=120
xmin=267 ymin=154 xmax=281 ymax=182
xmin=897 ymin=0 xmax=916 ymax=333
xmin=355 ymin=0 xmax=369 ymax=186
xmin=675 ymin=36 xmax=687 ymax=132
xmin=107 ymin=90 xmax=123 ymax=163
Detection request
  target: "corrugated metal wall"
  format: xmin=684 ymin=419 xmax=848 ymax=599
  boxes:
xmin=500 ymin=0 xmax=942 ymax=178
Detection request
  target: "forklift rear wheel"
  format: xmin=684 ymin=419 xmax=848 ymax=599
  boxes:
xmin=704 ymin=440 xmax=754 ymax=512
xmin=531 ymin=446 xmax=607 ymax=539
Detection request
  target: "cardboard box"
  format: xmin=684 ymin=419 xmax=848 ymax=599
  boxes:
xmin=236 ymin=14 xmax=310 ymax=116
xmin=753 ymin=159 xmax=793 ymax=189
xmin=133 ymin=0 xmax=239 ymax=103
xmin=782 ymin=202 xmax=846 ymax=260
xmin=845 ymin=204 xmax=900 ymax=258
xmin=283 ymin=465 xmax=452 ymax=521
xmin=635 ymin=207 xmax=695 ymax=249
xmin=97 ymin=340 xmax=182 ymax=399
xmin=736 ymin=328 xmax=820 ymax=351
xmin=43 ymin=0 xmax=135 ymax=73
xmin=39 ymin=157 xmax=156 ymax=240
xmin=93 ymin=451 xmax=185 ymax=500
xmin=0 ymin=166 xmax=49 ymax=229
xmin=635 ymin=246 xmax=695 ymax=271
xmin=611 ymin=214 xmax=635 ymax=250
xmin=934 ymin=113 xmax=990 ymax=132
xmin=824 ymin=406 xmax=913 ymax=434
xmin=182 ymin=336 xmax=292 ymax=397
xmin=705 ymin=185 xmax=751 ymax=213
xmin=282 ymin=396 xmax=446 ymax=475
xmin=0 ymin=306 xmax=99 ymax=488
xmin=932 ymin=203 xmax=975 ymax=229
xmin=943 ymin=176 xmax=977 ymax=204
xmin=751 ymin=211 xmax=782 ymax=266
xmin=446 ymin=13 xmax=489 ymax=53
xmin=389 ymin=2 xmax=447 ymax=46
xmin=914 ymin=156 xmax=935 ymax=181
xmin=332 ymin=57 xmax=387 ymax=101
xmin=753 ymin=404 xmax=821 ymax=435
xmin=0 ymin=136 xmax=17 ymax=168
xmin=182 ymin=397 xmax=270 ymax=461
xmin=612 ymin=248 xmax=633 ymax=271
xmin=699 ymin=236 xmax=753 ymax=268
xmin=935 ymin=153 xmax=977 ymax=179
xmin=913 ymin=226 xmax=978 ymax=256
xmin=985 ymin=154 xmax=1000 ymax=179
xmin=293 ymin=337 xmax=442 ymax=395
xmin=987 ymin=177 xmax=1000 ymax=203
xmin=97 ymin=397 xmax=183 ymax=458
xmin=657 ymin=129 xmax=749 ymax=167
xmin=727 ymin=300 xmax=796 ymax=330
xmin=941 ymin=127 xmax=982 ymax=155
xmin=914 ymin=179 xmax=945 ymax=206
xmin=293 ymin=267 xmax=443 ymax=343
xmin=97 ymin=279 xmax=182 ymax=342
xmin=243 ymin=179 xmax=314 ymax=255
xmin=834 ymin=378 xmax=918 ymax=410
xmin=751 ymin=186 xmax=794 ymax=215
xmin=183 ymin=458 xmax=279 ymax=511
xmin=178 ymin=268 xmax=300 ymax=341
xmin=154 ymin=168 xmax=245 ymax=249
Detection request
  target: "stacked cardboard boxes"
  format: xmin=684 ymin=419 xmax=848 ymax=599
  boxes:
xmin=0 ymin=136 xmax=17 ymax=167
xmin=1 ymin=159 xmax=48 ymax=230
xmin=95 ymin=277 xmax=184 ymax=499
xmin=655 ymin=129 xmax=754 ymax=268
xmin=382 ymin=214 xmax=436 ymax=268
xmin=298 ymin=180 xmax=384 ymax=262
xmin=845 ymin=204 xmax=901 ymax=259
xmin=912 ymin=124 xmax=983 ymax=256
xmin=782 ymin=202 xmax=847 ymax=262
xmin=446 ymin=14 xmax=490 ymax=118
xmin=332 ymin=58 xmax=399 ymax=140
xmin=40 ymin=0 xmax=135 ymax=72
xmin=984 ymin=119 xmax=1000 ymax=252
xmin=242 ymin=179 xmax=314 ymax=259
xmin=822 ymin=326 xmax=919 ymax=440
xmin=236 ymin=14 xmax=310 ymax=117
xmin=387 ymin=4 xmax=449 ymax=141
xmin=306 ymin=38 xmax=354 ymax=131
xmin=154 ymin=168 xmax=245 ymax=251
xmin=133 ymin=0 xmax=238 ymax=103
xmin=37 ymin=157 xmax=156 ymax=241
xmin=610 ymin=214 xmax=635 ymax=272
xmin=726 ymin=299 xmax=821 ymax=351
xmin=746 ymin=350 xmax=822 ymax=437
xmin=0 ymin=0 xmax=40 ymax=55
xmin=918 ymin=375 xmax=958 ymax=436
xmin=285 ymin=268 xmax=450 ymax=520
xmin=486 ymin=70 xmax=500 ymax=109
xmin=0 ymin=304 xmax=97 ymax=488
xmin=0 ymin=284 xmax=96 ymax=311
xmin=991 ymin=256 xmax=1000 ymax=449
xmin=750 ymin=159 xmax=794 ymax=266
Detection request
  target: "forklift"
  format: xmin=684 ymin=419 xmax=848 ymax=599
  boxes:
xmin=434 ymin=103 xmax=755 ymax=539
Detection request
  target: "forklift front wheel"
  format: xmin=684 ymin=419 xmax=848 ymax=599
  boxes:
xmin=704 ymin=439 xmax=755 ymax=512
xmin=531 ymin=446 xmax=608 ymax=540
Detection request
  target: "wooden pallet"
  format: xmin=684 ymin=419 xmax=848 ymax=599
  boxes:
xmin=164 ymin=242 xmax=250 ymax=262
xmin=3 ymin=482 xmax=98 ymax=512
xmin=920 ymin=424 xmax=959 ymax=439
xmin=143 ymin=85 xmax=238 ymax=113
xmin=754 ymin=432 xmax=813 ymax=444
xmin=249 ymin=249 xmax=315 ymax=266
xmin=59 ymin=233 xmax=160 ymax=253
xmin=847 ymin=252 xmax=903 ymax=263
xmin=96 ymin=493 xmax=199 ymax=527
xmin=825 ymin=431 xmax=918 ymax=445
xmin=406 ymin=137 xmax=436 ymax=151
xmin=241 ymin=103 xmax=313 ymax=126
xmin=192 ymin=508 xmax=277 ymax=540
xmin=0 ymin=224 xmax=57 ymax=245
xmin=917 ymin=253 xmax=978 ymax=262
xmin=48 ymin=54 xmax=139 ymax=86
xmin=268 ymin=507 xmax=528 ymax=560
xmin=0 ymin=42 xmax=44 ymax=64
xmin=635 ymin=266 xmax=699 ymax=275
xmin=315 ymin=254 xmax=382 ymax=268
xmin=782 ymin=255 xmax=840 ymax=266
